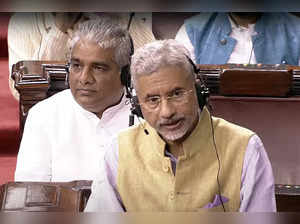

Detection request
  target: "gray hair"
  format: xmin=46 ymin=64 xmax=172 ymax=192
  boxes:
xmin=130 ymin=39 xmax=194 ymax=88
xmin=69 ymin=15 xmax=132 ymax=68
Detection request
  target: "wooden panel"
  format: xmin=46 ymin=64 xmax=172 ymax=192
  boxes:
xmin=198 ymin=63 xmax=300 ymax=96
xmin=276 ymin=184 xmax=300 ymax=212
xmin=11 ymin=60 xmax=69 ymax=138
xmin=220 ymin=68 xmax=292 ymax=97
xmin=0 ymin=181 xmax=91 ymax=212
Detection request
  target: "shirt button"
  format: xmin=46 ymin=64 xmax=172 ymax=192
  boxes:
xmin=169 ymin=191 xmax=175 ymax=200
xmin=220 ymin=38 xmax=227 ymax=45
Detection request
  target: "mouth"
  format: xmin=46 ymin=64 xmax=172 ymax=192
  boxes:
xmin=160 ymin=119 xmax=183 ymax=131
xmin=77 ymin=89 xmax=96 ymax=95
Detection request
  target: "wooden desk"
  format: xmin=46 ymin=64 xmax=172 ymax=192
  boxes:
xmin=0 ymin=180 xmax=91 ymax=212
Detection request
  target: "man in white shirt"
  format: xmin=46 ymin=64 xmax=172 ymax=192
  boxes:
xmin=14 ymin=17 xmax=134 ymax=182
xmin=175 ymin=12 xmax=300 ymax=65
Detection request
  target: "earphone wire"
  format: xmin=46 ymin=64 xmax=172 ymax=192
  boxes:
xmin=194 ymin=63 xmax=226 ymax=212
xmin=209 ymin=113 xmax=226 ymax=212
xmin=248 ymin=38 xmax=256 ymax=65
xmin=127 ymin=12 xmax=135 ymax=30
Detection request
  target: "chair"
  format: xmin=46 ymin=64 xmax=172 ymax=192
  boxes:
xmin=11 ymin=60 xmax=69 ymax=138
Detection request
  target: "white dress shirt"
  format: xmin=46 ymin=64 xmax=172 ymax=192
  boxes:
xmin=15 ymin=89 xmax=132 ymax=182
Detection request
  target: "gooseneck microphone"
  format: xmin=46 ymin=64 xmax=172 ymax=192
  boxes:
xmin=137 ymin=116 xmax=149 ymax=135
xmin=127 ymin=12 xmax=135 ymax=30
xmin=129 ymin=113 xmax=135 ymax=126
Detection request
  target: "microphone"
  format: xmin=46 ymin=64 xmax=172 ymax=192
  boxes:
xmin=127 ymin=12 xmax=135 ymax=30
xmin=129 ymin=114 xmax=135 ymax=126
xmin=137 ymin=116 xmax=149 ymax=135
xmin=144 ymin=129 xmax=149 ymax=135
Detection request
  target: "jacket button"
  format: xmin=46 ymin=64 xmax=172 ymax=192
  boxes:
xmin=220 ymin=38 xmax=227 ymax=45
xmin=169 ymin=191 xmax=175 ymax=200
xmin=163 ymin=158 xmax=169 ymax=172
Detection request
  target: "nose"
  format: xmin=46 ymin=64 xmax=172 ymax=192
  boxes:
xmin=159 ymin=98 xmax=176 ymax=119
xmin=79 ymin=67 xmax=94 ymax=85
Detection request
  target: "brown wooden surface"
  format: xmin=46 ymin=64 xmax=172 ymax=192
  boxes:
xmin=0 ymin=180 xmax=91 ymax=212
xmin=275 ymin=184 xmax=300 ymax=212
xmin=220 ymin=69 xmax=292 ymax=96
xmin=210 ymin=95 xmax=300 ymax=186
xmin=11 ymin=60 xmax=69 ymax=139
xmin=198 ymin=64 xmax=300 ymax=96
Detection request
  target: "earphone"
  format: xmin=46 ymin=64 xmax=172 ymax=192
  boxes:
xmin=120 ymin=36 xmax=134 ymax=90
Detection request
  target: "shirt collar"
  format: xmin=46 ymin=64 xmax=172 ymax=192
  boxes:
xmin=101 ymin=92 xmax=130 ymax=124
xmin=228 ymin=14 xmax=256 ymax=34
xmin=71 ymin=89 xmax=129 ymax=123
xmin=41 ymin=13 xmax=57 ymax=33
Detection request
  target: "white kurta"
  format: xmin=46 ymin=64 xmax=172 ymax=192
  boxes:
xmin=15 ymin=89 xmax=132 ymax=182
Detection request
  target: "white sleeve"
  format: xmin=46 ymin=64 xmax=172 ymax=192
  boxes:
xmin=239 ymin=135 xmax=276 ymax=212
xmin=84 ymin=136 xmax=124 ymax=212
xmin=175 ymin=24 xmax=196 ymax=62
xmin=14 ymin=107 xmax=52 ymax=182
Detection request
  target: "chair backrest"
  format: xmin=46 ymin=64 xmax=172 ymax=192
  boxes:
xmin=0 ymin=180 xmax=91 ymax=212
xmin=11 ymin=60 xmax=69 ymax=138
xmin=152 ymin=12 xmax=197 ymax=39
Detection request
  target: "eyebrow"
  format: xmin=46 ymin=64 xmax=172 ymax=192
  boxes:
xmin=70 ymin=58 xmax=80 ymax=63
xmin=92 ymin=62 xmax=110 ymax=68
xmin=144 ymin=87 xmax=185 ymax=98
xmin=70 ymin=58 xmax=110 ymax=68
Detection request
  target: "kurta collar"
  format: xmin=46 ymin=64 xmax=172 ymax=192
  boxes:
xmin=228 ymin=14 xmax=256 ymax=34
xmin=144 ymin=121 xmax=166 ymax=158
xmin=41 ymin=13 xmax=57 ymax=33
xmin=182 ymin=106 xmax=212 ymax=159
xmin=71 ymin=89 xmax=129 ymax=123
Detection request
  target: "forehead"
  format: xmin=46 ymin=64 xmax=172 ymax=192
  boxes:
xmin=71 ymin=39 xmax=115 ymax=64
xmin=136 ymin=65 xmax=193 ymax=95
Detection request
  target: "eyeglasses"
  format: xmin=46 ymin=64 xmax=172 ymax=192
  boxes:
xmin=140 ymin=89 xmax=194 ymax=110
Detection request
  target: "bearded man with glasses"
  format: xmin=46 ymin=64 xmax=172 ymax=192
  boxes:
xmin=85 ymin=39 xmax=276 ymax=212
